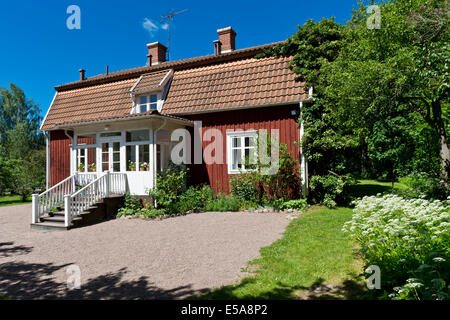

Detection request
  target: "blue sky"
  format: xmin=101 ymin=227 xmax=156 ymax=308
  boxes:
xmin=0 ymin=0 xmax=359 ymax=118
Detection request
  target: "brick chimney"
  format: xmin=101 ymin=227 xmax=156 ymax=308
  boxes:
xmin=146 ymin=42 xmax=167 ymax=65
xmin=79 ymin=69 xmax=86 ymax=81
xmin=217 ymin=27 xmax=236 ymax=53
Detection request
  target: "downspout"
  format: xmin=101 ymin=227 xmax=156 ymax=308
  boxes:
xmin=64 ymin=130 xmax=75 ymax=176
xmin=153 ymin=118 xmax=167 ymax=188
xmin=44 ymin=131 xmax=50 ymax=190
xmin=299 ymin=87 xmax=313 ymax=197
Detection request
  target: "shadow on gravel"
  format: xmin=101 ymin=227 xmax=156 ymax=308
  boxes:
xmin=0 ymin=242 xmax=33 ymax=257
xmin=0 ymin=243 xmax=206 ymax=300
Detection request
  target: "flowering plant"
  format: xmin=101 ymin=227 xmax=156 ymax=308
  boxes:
xmin=128 ymin=161 xmax=136 ymax=170
xmin=139 ymin=162 xmax=149 ymax=170
xmin=343 ymin=194 xmax=450 ymax=300
xmin=88 ymin=163 xmax=96 ymax=171
xmin=77 ymin=163 xmax=85 ymax=172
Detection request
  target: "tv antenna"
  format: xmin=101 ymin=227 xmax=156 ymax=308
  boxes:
xmin=161 ymin=9 xmax=189 ymax=61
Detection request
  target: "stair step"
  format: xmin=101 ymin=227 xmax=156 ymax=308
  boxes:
xmin=31 ymin=221 xmax=69 ymax=231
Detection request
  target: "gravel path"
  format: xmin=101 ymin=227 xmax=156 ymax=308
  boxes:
xmin=0 ymin=204 xmax=289 ymax=299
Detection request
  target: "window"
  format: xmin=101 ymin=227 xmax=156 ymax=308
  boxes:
xmin=77 ymin=147 xmax=96 ymax=172
xmin=100 ymin=132 xmax=121 ymax=138
xmin=126 ymin=144 xmax=150 ymax=171
xmin=136 ymin=94 xmax=158 ymax=113
xmin=126 ymin=130 xmax=149 ymax=142
xmin=227 ymin=131 xmax=257 ymax=174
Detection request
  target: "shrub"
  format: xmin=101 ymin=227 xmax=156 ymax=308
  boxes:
xmin=399 ymin=172 xmax=446 ymax=200
xmin=278 ymin=199 xmax=308 ymax=211
xmin=178 ymin=185 xmax=214 ymax=213
xmin=343 ymin=194 xmax=450 ymax=300
xmin=230 ymin=174 xmax=259 ymax=203
xmin=117 ymin=193 xmax=142 ymax=216
xmin=150 ymin=166 xmax=187 ymax=214
xmin=309 ymin=174 xmax=355 ymax=208
xmin=205 ymin=194 xmax=243 ymax=212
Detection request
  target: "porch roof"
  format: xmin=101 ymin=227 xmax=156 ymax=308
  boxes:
xmin=48 ymin=110 xmax=193 ymax=130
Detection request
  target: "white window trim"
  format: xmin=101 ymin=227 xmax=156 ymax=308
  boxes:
xmin=226 ymin=130 xmax=258 ymax=175
xmin=134 ymin=93 xmax=159 ymax=114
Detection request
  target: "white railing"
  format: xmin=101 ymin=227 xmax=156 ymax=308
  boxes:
xmin=32 ymin=171 xmax=127 ymax=227
xmin=31 ymin=172 xmax=100 ymax=224
xmin=64 ymin=171 xmax=127 ymax=227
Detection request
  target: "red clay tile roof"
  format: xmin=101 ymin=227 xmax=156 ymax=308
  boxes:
xmin=41 ymin=78 xmax=138 ymax=130
xmin=41 ymin=42 xmax=307 ymax=130
xmin=162 ymin=56 xmax=306 ymax=115
xmin=132 ymin=70 xmax=172 ymax=95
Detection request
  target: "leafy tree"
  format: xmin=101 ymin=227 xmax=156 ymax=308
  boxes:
xmin=0 ymin=83 xmax=43 ymax=159
xmin=323 ymin=0 xmax=449 ymax=190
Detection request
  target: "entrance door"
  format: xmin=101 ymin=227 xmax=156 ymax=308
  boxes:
xmin=101 ymin=141 xmax=121 ymax=172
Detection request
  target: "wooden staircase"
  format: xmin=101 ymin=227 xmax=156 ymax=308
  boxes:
xmin=31 ymin=172 xmax=127 ymax=231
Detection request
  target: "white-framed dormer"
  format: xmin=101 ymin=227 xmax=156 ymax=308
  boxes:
xmin=129 ymin=69 xmax=173 ymax=114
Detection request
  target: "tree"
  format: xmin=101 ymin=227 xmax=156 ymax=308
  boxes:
xmin=323 ymin=0 xmax=449 ymax=190
xmin=0 ymin=83 xmax=43 ymax=159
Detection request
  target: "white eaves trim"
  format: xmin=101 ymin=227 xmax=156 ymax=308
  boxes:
xmin=39 ymin=91 xmax=57 ymax=132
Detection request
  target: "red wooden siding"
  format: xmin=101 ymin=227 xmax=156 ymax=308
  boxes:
xmin=50 ymin=130 xmax=72 ymax=186
xmin=186 ymin=104 xmax=300 ymax=194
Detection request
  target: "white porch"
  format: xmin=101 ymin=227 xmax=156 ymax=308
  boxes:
xmin=32 ymin=114 xmax=192 ymax=230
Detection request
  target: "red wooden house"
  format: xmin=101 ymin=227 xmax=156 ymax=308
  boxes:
xmin=32 ymin=27 xmax=310 ymax=229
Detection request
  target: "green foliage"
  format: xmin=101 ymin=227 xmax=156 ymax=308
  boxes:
xmin=309 ymin=174 xmax=355 ymax=208
xmin=278 ymin=199 xmax=308 ymax=211
xmin=399 ymin=172 xmax=446 ymax=199
xmin=117 ymin=193 xmax=166 ymax=219
xmin=150 ymin=166 xmax=187 ymax=214
xmin=0 ymin=84 xmax=44 ymax=159
xmin=230 ymin=174 xmax=259 ymax=203
xmin=343 ymin=194 xmax=450 ymax=300
xmin=178 ymin=185 xmax=214 ymax=213
xmin=205 ymin=194 xmax=243 ymax=212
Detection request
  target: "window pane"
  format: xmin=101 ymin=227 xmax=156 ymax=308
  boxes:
xmin=100 ymin=132 xmax=121 ymax=137
xmin=113 ymin=162 xmax=120 ymax=172
xmin=126 ymin=145 xmax=136 ymax=171
xmin=232 ymin=137 xmax=240 ymax=148
xmin=87 ymin=148 xmax=96 ymax=171
xmin=102 ymin=143 xmax=109 ymax=172
xmin=149 ymin=103 xmax=157 ymax=110
xmin=245 ymin=136 xmax=254 ymax=147
xmin=232 ymin=149 xmax=241 ymax=170
xmin=140 ymin=96 xmax=148 ymax=104
xmin=139 ymin=145 xmax=150 ymax=170
xmin=150 ymin=94 xmax=157 ymax=103
xmin=140 ymin=104 xmax=147 ymax=113
xmin=126 ymin=130 xmax=149 ymax=142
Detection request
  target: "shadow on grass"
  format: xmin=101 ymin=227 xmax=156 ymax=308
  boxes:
xmin=0 ymin=198 xmax=31 ymax=207
xmin=347 ymin=183 xmax=392 ymax=199
xmin=194 ymin=275 xmax=367 ymax=300
xmin=0 ymin=242 xmax=207 ymax=300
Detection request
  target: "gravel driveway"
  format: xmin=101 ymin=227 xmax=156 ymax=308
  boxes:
xmin=0 ymin=204 xmax=289 ymax=299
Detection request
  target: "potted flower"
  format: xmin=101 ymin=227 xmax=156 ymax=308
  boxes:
xmin=78 ymin=163 xmax=85 ymax=172
xmin=128 ymin=161 xmax=136 ymax=171
xmin=139 ymin=162 xmax=149 ymax=171
xmin=88 ymin=163 xmax=96 ymax=172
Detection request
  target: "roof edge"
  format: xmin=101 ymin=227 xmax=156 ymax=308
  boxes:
xmin=54 ymin=41 xmax=284 ymax=92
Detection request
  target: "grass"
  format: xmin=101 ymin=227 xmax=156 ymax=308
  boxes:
xmin=348 ymin=179 xmax=408 ymax=198
xmin=198 ymin=206 xmax=365 ymax=299
xmin=0 ymin=195 xmax=31 ymax=207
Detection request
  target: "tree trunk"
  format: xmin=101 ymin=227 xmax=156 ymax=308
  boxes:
xmin=432 ymin=101 xmax=449 ymax=193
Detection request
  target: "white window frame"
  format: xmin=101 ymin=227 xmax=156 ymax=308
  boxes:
xmin=124 ymin=130 xmax=151 ymax=171
xmin=226 ymin=130 xmax=257 ymax=174
xmin=135 ymin=94 xmax=158 ymax=113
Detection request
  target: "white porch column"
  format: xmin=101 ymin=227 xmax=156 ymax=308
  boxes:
xmin=299 ymin=101 xmax=308 ymax=196
xmin=31 ymin=194 xmax=40 ymax=223
xmin=149 ymin=127 xmax=155 ymax=190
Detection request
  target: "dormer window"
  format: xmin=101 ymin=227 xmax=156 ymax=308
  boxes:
xmin=137 ymin=94 xmax=158 ymax=113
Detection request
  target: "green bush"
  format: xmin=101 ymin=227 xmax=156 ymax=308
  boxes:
xmin=150 ymin=166 xmax=187 ymax=214
xmin=117 ymin=193 xmax=142 ymax=216
xmin=205 ymin=194 xmax=243 ymax=212
xmin=343 ymin=194 xmax=450 ymax=300
xmin=309 ymin=174 xmax=355 ymax=208
xmin=178 ymin=185 xmax=214 ymax=213
xmin=399 ymin=172 xmax=446 ymax=199
xmin=278 ymin=199 xmax=308 ymax=211
xmin=230 ymin=174 xmax=259 ymax=203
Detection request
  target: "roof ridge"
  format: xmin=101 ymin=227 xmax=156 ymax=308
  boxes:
xmin=55 ymin=41 xmax=284 ymax=92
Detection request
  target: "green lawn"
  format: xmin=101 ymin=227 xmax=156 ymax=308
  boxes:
xmin=348 ymin=179 xmax=408 ymax=198
xmin=0 ymin=195 xmax=31 ymax=207
xmin=198 ymin=206 xmax=365 ymax=299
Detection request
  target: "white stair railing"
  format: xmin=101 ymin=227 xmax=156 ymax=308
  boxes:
xmin=64 ymin=171 xmax=127 ymax=227
xmin=31 ymin=173 xmax=100 ymax=224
